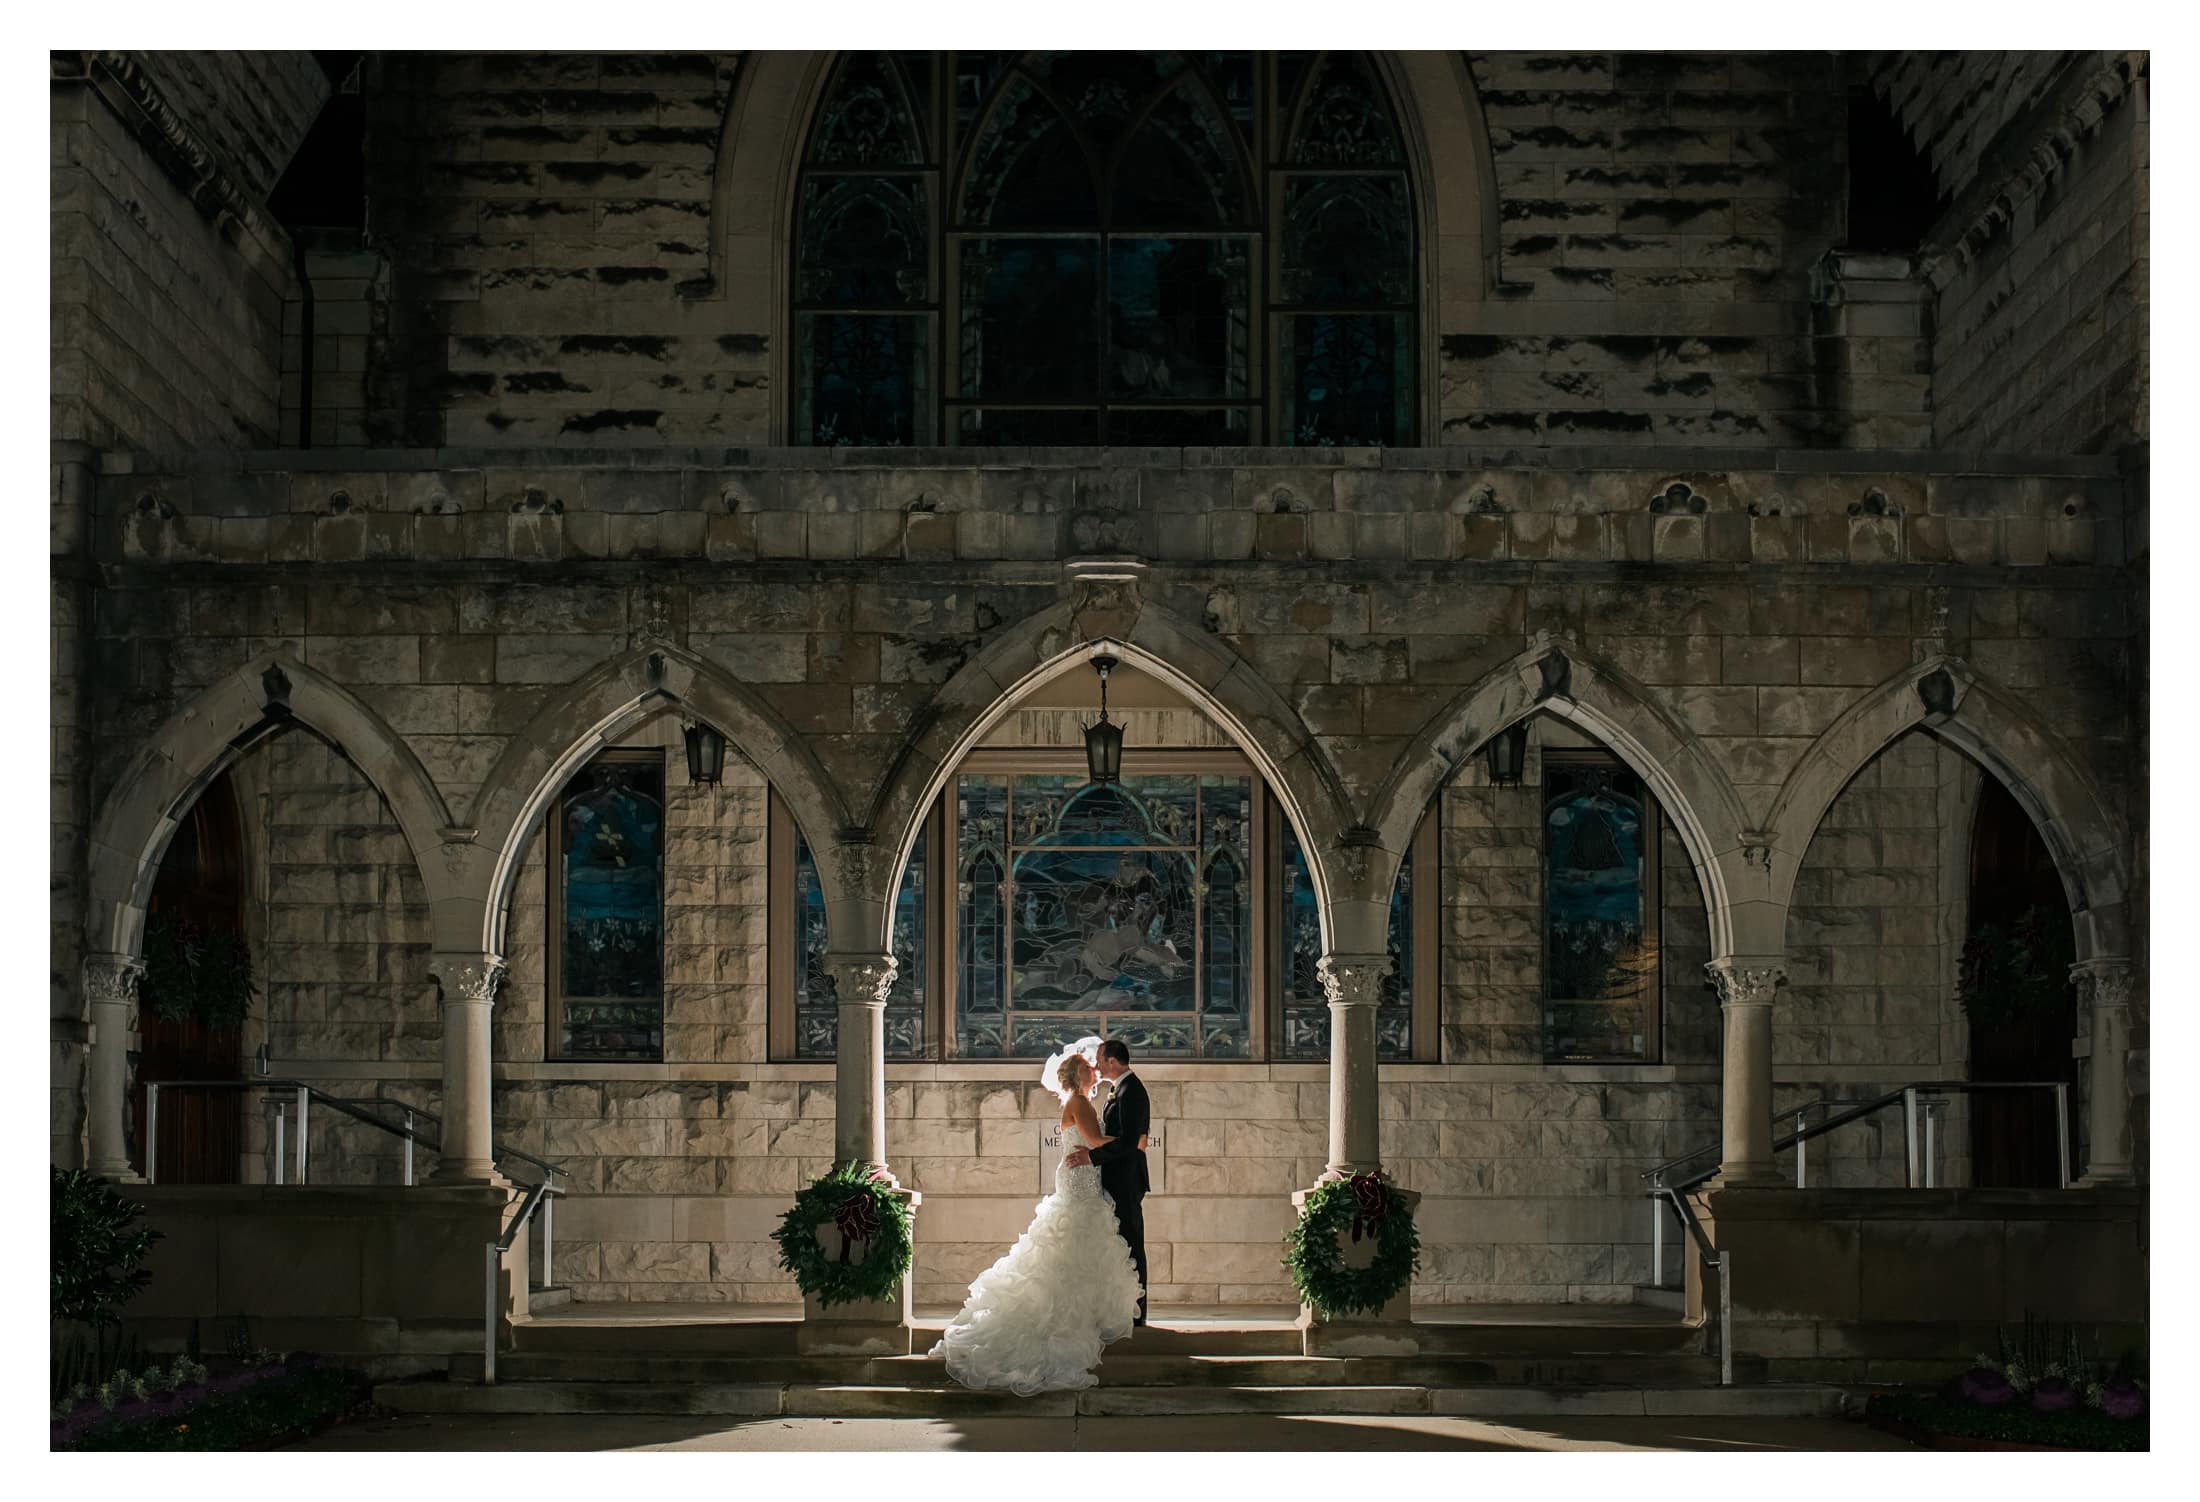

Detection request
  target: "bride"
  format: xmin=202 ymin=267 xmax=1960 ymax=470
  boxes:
xmin=931 ymin=1038 xmax=1144 ymax=1395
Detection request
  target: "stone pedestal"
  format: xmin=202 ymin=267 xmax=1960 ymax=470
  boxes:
xmin=796 ymin=1185 xmax=922 ymax=1356
xmin=1291 ymin=1182 xmax=1421 ymax=1357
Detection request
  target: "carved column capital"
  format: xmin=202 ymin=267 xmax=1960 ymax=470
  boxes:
xmin=1704 ymin=957 xmax=1786 ymax=1008
xmin=428 ymin=953 xmax=506 ymax=1006
xmin=84 ymin=953 xmax=146 ymax=1008
xmin=1316 ymin=952 xmax=1393 ymax=1010
xmin=2070 ymin=957 xmax=2134 ymax=1012
xmin=824 ymin=952 xmax=898 ymax=1010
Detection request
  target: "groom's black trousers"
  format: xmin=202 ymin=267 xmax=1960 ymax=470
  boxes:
xmin=1112 ymin=1195 xmax=1148 ymax=1324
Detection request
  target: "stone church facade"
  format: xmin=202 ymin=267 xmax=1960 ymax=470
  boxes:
xmin=52 ymin=51 xmax=2146 ymax=1346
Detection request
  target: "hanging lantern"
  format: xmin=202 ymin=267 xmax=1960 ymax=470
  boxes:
xmin=1083 ymin=653 xmax=1123 ymax=785
xmin=683 ymin=720 xmax=726 ymax=785
xmin=1484 ymin=722 xmax=1529 ymax=787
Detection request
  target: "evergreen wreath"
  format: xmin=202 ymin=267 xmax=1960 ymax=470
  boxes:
xmin=773 ymin=1161 xmax=913 ymax=1308
xmin=1282 ymin=1172 xmax=1419 ymax=1318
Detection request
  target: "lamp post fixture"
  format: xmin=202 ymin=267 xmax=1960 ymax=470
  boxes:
xmin=683 ymin=720 xmax=726 ymax=785
xmin=1484 ymin=722 xmax=1529 ymax=787
xmin=1083 ymin=653 xmax=1124 ymax=785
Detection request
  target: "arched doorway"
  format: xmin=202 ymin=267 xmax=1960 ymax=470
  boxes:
xmin=1963 ymin=775 xmax=2078 ymax=1186
xmin=129 ymin=767 xmax=251 ymax=1183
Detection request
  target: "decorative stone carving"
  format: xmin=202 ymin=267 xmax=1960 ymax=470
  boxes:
xmin=84 ymin=953 xmax=146 ymax=1008
xmin=1704 ymin=958 xmax=1785 ymax=1008
xmin=429 ymin=954 xmax=506 ymax=1005
xmin=825 ymin=953 xmax=898 ymax=1010
xmin=1317 ymin=953 xmax=1392 ymax=1010
xmin=2072 ymin=957 xmax=2133 ymax=1014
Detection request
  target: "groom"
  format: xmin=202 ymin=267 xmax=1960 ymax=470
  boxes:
xmin=1066 ymin=1038 xmax=1149 ymax=1326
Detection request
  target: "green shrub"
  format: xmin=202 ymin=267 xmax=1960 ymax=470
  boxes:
xmin=66 ymin=1367 xmax=371 ymax=1451
xmin=51 ymin=1169 xmax=159 ymax=1328
xmin=141 ymin=914 xmax=257 ymax=1030
xmin=1868 ymin=1392 xmax=2149 ymax=1452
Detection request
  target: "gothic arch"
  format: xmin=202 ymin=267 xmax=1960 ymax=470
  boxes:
xmin=710 ymin=50 xmax=1498 ymax=443
xmin=1761 ymin=656 xmax=2133 ymax=961
xmin=463 ymin=643 xmax=855 ymax=957
xmin=85 ymin=654 xmax=457 ymax=959
xmin=858 ymin=591 xmax=1357 ymax=955
xmin=1360 ymin=637 xmax=1761 ymax=958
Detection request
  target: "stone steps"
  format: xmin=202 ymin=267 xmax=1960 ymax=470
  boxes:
xmin=376 ymin=1377 xmax=1851 ymax=1420
xmin=449 ymin=1351 xmax=1729 ymax=1388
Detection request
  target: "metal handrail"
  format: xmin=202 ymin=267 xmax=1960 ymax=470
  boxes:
xmin=1641 ymin=1079 xmax=2073 ymax=1196
xmin=484 ymin=1177 xmax=559 ymax=1386
xmin=141 ymin=1079 xmax=568 ymax=1189
xmin=1651 ymin=1185 xmax=1731 ymax=1386
xmin=1639 ymin=1077 xmax=2075 ymax=1378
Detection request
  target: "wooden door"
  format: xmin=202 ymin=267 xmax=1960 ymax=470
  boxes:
xmin=129 ymin=769 xmax=249 ymax=1183
xmin=1964 ymin=777 xmax=2077 ymax=1187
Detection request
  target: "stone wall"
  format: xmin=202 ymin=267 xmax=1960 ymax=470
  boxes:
xmin=357 ymin=52 xmax=748 ymax=448
xmin=68 ymin=448 xmax=2139 ymax=1304
xmin=1452 ymin=52 xmax=1859 ymax=447
xmin=51 ymin=58 xmax=299 ymax=454
xmin=1867 ymin=52 xmax=2149 ymax=454
xmin=126 ymin=52 xmax=328 ymax=204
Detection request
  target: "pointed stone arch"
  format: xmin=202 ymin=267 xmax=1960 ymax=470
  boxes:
xmin=708 ymin=50 xmax=1498 ymax=442
xmin=856 ymin=590 xmax=1356 ymax=955
xmin=85 ymin=653 xmax=458 ymax=960
xmin=462 ymin=642 xmax=855 ymax=957
xmin=1360 ymin=636 xmax=1761 ymax=958
xmin=1761 ymin=655 xmax=2132 ymax=960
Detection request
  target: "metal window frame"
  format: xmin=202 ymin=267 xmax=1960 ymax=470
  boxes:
xmin=789 ymin=50 xmax=1421 ymax=447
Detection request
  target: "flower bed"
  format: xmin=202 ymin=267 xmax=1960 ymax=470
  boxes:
xmin=1866 ymin=1393 xmax=2149 ymax=1453
xmin=53 ymin=1356 xmax=371 ymax=1451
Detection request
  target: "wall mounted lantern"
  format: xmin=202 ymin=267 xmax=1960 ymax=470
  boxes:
xmin=1485 ymin=722 xmax=1530 ymax=787
xmin=1083 ymin=654 xmax=1124 ymax=785
xmin=683 ymin=720 xmax=726 ymax=785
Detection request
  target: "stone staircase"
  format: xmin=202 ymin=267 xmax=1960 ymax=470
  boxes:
xmin=374 ymin=1305 xmax=1854 ymax=1420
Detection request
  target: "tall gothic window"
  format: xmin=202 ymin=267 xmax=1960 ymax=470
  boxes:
xmin=1541 ymin=753 xmax=1663 ymax=1062
xmin=547 ymin=751 xmax=666 ymax=1061
xmin=1273 ymin=802 xmax=1435 ymax=1061
xmin=792 ymin=51 xmax=1417 ymax=446
xmin=769 ymin=792 xmax=936 ymax=1061
xmin=769 ymin=751 xmax=1434 ymax=1063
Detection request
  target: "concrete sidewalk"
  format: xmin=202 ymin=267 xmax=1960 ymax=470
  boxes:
xmin=283 ymin=1411 xmax=1917 ymax=1452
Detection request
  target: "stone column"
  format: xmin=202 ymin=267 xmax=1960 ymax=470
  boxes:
xmin=84 ymin=954 xmax=145 ymax=1180
xmin=2072 ymin=958 xmax=2135 ymax=1186
xmin=802 ymin=951 xmax=918 ymax=1356
xmin=823 ymin=952 xmax=896 ymax=1176
xmin=427 ymin=953 xmax=505 ymax=1185
xmin=1320 ymin=952 xmax=1390 ymax=1177
xmin=1706 ymin=958 xmax=1787 ymax=1187
xmin=1294 ymin=950 xmax=1418 ymax=1356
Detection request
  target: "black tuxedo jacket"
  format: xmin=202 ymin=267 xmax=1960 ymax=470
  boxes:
xmin=1086 ymin=1072 xmax=1150 ymax=1204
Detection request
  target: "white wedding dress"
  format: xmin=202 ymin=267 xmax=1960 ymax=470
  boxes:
xmin=931 ymin=1132 xmax=1144 ymax=1395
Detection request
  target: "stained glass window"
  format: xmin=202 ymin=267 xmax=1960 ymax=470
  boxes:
xmin=793 ymin=51 xmax=1415 ymax=445
xmin=792 ymin=53 xmax=937 ymax=446
xmin=783 ymin=797 xmax=931 ymax=1062
xmin=1542 ymin=757 xmax=1662 ymax=1062
xmin=1274 ymin=810 xmax=1423 ymax=1062
xmin=549 ymin=753 xmax=665 ymax=1061
xmin=953 ymin=770 xmax=1251 ymax=1059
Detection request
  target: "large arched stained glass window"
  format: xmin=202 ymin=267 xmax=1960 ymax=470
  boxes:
xmin=792 ymin=52 xmax=1416 ymax=446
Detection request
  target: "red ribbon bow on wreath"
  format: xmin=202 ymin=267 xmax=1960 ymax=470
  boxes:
xmin=832 ymin=1191 xmax=880 ymax=1263
xmin=1347 ymin=1173 xmax=1393 ymax=1244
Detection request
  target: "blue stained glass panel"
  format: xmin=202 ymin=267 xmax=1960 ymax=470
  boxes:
xmin=1542 ymin=762 xmax=1656 ymax=1061
xmin=1010 ymin=848 xmax=1195 ymax=1010
xmin=1282 ymin=313 xmax=1409 ymax=448
xmin=958 ymin=239 xmax=1100 ymax=399
xmin=1277 ymin=813 xmax=1415 ymax=1061
xmin=791 ymin=820 xmax=928 ymax=1061
xmin=795 ymin=313 xmax=929 ymax=447
xmin=557 ymin=758 xmax=664 ymax=1059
